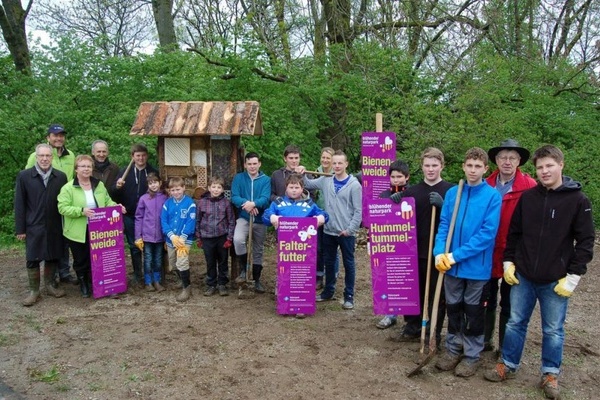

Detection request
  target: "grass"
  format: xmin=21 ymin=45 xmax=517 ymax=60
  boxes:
xmin=29 ymin=366 xmax=60 ymax=383
xmin=0 ymin=332 xmax=18 ymax=346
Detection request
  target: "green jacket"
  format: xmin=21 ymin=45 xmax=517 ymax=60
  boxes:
xmin=26 ymin=147 xmax=75 ymax=180
xmin=58 ymin=176 xmax=116 ymax=243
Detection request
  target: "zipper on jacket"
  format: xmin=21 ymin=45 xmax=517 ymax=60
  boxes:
xmin=454 ymin=186 xmax=470 ymax=277
xmin=533 ymin=191 xmax=548 ymax=276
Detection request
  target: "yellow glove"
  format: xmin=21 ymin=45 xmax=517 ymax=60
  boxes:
xmin=176 ymin=246 xmax=189 ymax=258
xmin=435 ymin=253 xmax=455 ymax=273
xmin=503 ymin=262 xmax=519 ymax=285
xmin=134 ymin=239 xmax=144 ymax=251
xmin=171 ymin=235 xmax=185 ymax=248
xmin=554 ymin=274 xmax=581 ymax=297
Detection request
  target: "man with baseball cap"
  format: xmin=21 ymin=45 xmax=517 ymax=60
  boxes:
xmin=26 ymin=124 xmax=77 ymax=284
xmin=482 ymin=139 xmax=536 ymax=354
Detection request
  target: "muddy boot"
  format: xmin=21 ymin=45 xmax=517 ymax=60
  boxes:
xmin=235 ymin=254 xmax=248 ymax=283
xmin=483 ymin=309 xmax=496 ymax=352
xmin=152 ymin=272 xmax=165 ymax=292
xmin=176 ymin=270 xmax=191 ymax=302
xmin=23 ymin=267 xmax=41 ymax=307
xmin=44 ymin=262 xmax=65 ymax=298
xmin=76 ymin=271 xmax=91 ymax=298
xmin=253 ymin=264 xmax=265 ymax=293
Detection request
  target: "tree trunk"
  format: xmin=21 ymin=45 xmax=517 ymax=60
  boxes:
xmin=151 ymin=0 xmax=178 ymax=51
xmin=0 ymin=0 xmax=31 ymax=74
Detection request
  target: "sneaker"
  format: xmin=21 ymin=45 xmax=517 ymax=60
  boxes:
xmin=234 ymin=270 xmax=247 ymax=284
xmin=376 ymin=316 xmax=397 ymax=329
xmin=316 ymin=293 xmax=335 ymax=302
xmin=204 ymin=286 xmax=217 ymax=296
xmin=217 ymin=285 xmax=229 ymax=296
xmin=342 ymin=300 xmax=354 ymax=310
xmin=389 ymin=331 xmax=420 ymax=343
xmin=539 ymin=373 xmax=560 ymax=399
xmin=316 ymin=277 xmax=324 ymax=291
xmin=454 ymin=358 xmax=480 ymax=377
xmin=153 ymin=282 xmax=166 ymax=292
xmin=145 ymin=284 xmax=155 ymax=292
xmin=435 ymin=351 xmax=462 ymax=371
xmin=254 ymin=281 xmax=266 ymax=294
xmin=484 ymin=363 xmax=516 ymax=382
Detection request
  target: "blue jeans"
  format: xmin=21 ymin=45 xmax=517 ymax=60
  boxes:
xmin=317 ymin=226 xmax=339 ymax=278
xmin=502 ymin=273 xmax=568 ymax=375
xmin=322 ymin=233 xmax=355 ymax=301
xmin=143 ymin=242 xmax=163 ymax=284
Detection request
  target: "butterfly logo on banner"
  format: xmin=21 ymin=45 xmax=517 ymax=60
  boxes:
xmin=298 ymin=225 xmax=318 ymax=241
xmin=380 ymin=136 xmax=394 ymax=152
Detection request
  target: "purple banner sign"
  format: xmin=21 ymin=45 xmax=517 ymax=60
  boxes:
xmin=276 ymin=217 xmax=317 ymax=315
xmin=88 ymin=206 xmax=128 ymax=298
xmin=368 ymin=198 xmax=420 ymax=315
xmin=361 ymin=131 xmax=396 ymax=226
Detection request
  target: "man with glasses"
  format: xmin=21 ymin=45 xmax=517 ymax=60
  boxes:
xmin=482 ymin=139 xmax=536 ymax=354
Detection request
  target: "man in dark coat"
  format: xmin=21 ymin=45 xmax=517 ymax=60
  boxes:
xmin=15 ymin=144 xmax=69 ymax=306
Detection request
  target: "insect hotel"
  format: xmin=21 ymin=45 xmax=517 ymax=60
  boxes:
xmin=129 ymin=101 xmax=262 ymax=197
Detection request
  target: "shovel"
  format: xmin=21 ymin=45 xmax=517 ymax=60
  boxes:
xmin=408 ymin=179 xmax=464 ymax=377
xmin=238 ymin=216 xmax=255 ymax=299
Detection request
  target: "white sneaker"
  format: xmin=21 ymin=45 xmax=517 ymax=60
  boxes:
xmin=342 ymin=300 xmax=354 ymax=310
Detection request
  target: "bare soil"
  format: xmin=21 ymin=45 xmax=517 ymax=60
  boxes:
xmin=1 ymin=239 xmax=599 ymax=400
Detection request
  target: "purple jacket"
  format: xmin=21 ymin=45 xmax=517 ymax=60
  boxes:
xmin=135 ymin=192 xmax=168 ymax=243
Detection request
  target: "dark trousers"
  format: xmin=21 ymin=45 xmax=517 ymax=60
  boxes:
xmin=486 ymin=276 xmax=511 ymax=318
xmin=123 ymin=214 xmax=143 ymax=281
xmin=66 ymin=236 xmax=91 ymax=276
xmin=203 ymin=235 xmax=229 ymax=287
xmin=403 ymin=257 xmax=446 ymax=339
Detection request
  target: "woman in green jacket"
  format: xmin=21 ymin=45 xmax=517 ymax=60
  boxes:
xmin=58 ymin=155 xmax=125 ymax=297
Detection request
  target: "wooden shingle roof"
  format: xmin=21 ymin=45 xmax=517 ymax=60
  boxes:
xmin=130 ymin=101 xmax=262 ymax=136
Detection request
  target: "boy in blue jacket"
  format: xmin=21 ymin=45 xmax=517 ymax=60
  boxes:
xmin=433 ymin=147 xmax=501 ymax=377
xmin=161 ymin=177 xmax=197 ymax=302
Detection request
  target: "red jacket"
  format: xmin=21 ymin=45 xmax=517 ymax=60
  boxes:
xmin=486 ymin=169 xmax=537 ymax=278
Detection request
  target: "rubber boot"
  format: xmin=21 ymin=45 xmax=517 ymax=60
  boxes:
xmin=235 ymin=253 xmax=248 ymax=283
xmin=76 ymin=270 xmax=91 ymax=298
xmin=253 ymin=264 xmax=265 ymax=293
xmin=176 ymin=270 xmax=191 ymax=302
xmin=23 ymin=267 xmax=41 ymax=306
xmin=483 ymin=309 xmax=497 ymax=352
xmin=44 ymin=263 xmax=66 ymax=298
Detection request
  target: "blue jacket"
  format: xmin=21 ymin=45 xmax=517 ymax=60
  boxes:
xmin=161 ymin=195 xmax=197 ymax=247
xmin=231 ymin=171 xmax=271 ymax=223
xmin=263 ymin=195 xmax=329 ymax=226
xmin=434 ymin=181 xmax=501 ymax=280
xmin=135 ymin=192 xmax=168 ymax=243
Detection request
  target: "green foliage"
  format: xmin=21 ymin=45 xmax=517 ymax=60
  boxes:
xmin=1 ymin=32 xmax=599 ymax=246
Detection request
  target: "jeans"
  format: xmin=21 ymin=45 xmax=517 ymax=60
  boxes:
xmin=502 ymin=273 xmax=568 ymax=376
xmin=317 ymin=226 xmax=339 ymax=278
xmin=203 ymin=235 xmax=229 ymax=286
xmin=143 ymin=242 xmax=163 ymax=284
xmin=322 ymin=233 xmax=356 ymax=301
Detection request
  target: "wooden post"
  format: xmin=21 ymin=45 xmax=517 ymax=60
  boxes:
xmin=375 ymin=113 xmax=383 ymax=132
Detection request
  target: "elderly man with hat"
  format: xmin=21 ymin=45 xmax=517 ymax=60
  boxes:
xmin=26 ymin=124 xmax=77 ymax=284
xmin=482 ymin=139 xmax=536 ymax=354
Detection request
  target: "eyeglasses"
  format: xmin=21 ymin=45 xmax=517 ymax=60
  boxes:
xmin=497 ymin=156 xmax=519 ymax=162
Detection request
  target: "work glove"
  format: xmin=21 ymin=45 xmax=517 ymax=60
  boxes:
xmin=176 ymin=246 xmax=189 ymax=258
xmin=435 ymin=253 xmax=455 ymax=273
xmin=554 ymin=273 xmax=581 ymax=297
xmin=196 ymin=239 xmax=203 ymax=249
xmin=429 ymin=192 xmax=443 ymax=208
xmin=171 ymin=235 xmax=185 ymax=248
xmin=390 ymin=191 xmax=404 ymax=204
xmin=134 ymin=239 xmax=144 ymax=251
xmin=223 ymin=239 xmax=232 ymax=249
xmin=503 ymin=262 xmax=520 ymax=285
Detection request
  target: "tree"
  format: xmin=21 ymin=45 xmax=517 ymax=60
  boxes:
xmin=150 ymin=0 xmax=179 ymax=51
xmin=0 ymin=0 xmax=31 ymax=74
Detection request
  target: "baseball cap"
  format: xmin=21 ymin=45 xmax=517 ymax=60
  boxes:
xmin=47 ymin=124 xmax=66 ymax=134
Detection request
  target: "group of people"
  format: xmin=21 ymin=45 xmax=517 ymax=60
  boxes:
xmin=14 ymin=125 xmax=594 ymax=399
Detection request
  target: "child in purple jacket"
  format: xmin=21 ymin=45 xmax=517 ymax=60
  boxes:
xmin=135 ymin=173 xmax=168 ymax=292
xmin=196 ymin=177 xmax=236 ymax=296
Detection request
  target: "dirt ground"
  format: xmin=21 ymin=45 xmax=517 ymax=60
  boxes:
xmin=1 ymin=237 xmax=599 ymax=400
